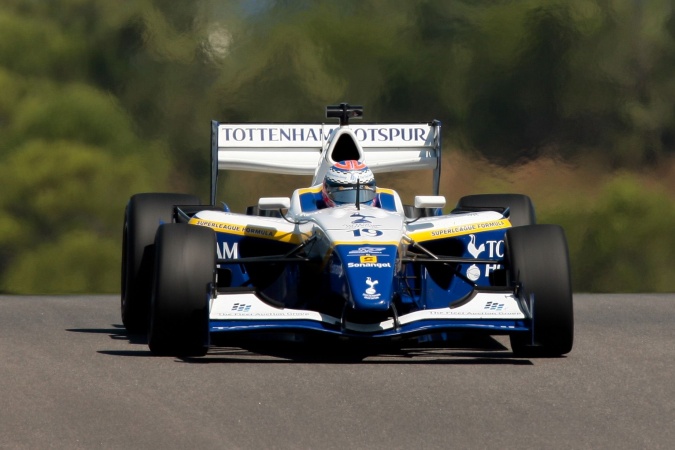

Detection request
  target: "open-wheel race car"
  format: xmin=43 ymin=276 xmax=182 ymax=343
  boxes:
xmin=121 ymin=104 xmax=573 ymax=358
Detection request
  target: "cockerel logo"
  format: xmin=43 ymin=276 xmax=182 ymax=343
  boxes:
xmin=365 ymin=277 xmax=379 ymax=295
xmin=467 ymin=234 xmax=485 ymax=258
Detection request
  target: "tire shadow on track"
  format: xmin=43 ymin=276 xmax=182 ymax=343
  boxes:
xmin=75 ymin=326 xmax=535 ymax=365
xmin=67 ymin=324 xmax=147 ymax=345
xmin=196 ymin=333 xmax=534 ymax=365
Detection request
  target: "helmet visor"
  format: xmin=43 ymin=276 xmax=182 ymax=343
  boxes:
xmin=329 ymin=185 xmax=377 ymax=204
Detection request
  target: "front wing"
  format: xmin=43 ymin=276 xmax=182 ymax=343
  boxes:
xmin=209 ymin=289 xmax=530 ymax=338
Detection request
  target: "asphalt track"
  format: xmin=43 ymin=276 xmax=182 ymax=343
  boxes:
xmin=0 ymin=294 xmax=673 ymax=449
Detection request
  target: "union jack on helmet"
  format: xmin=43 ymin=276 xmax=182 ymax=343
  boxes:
xmin=322 ymin=160 xmax=377 ymax=207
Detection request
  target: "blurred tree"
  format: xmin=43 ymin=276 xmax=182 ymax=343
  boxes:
xmin=1 ymin=0 xmax=675 ymax=293
xmin=0 ymin=1 xmax=170 ymax=293
xmin=457 ymin=0 xmax=675 ymax=166
xmin=542 ymin=174 xmax=675 ymax=292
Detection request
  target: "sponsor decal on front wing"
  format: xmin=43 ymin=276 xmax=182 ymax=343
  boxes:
xmin=210 ymin=293 xmax=329 ymax=321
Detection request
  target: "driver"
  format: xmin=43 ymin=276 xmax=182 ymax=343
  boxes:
xmin=321 ymin=160 xmax=377 ymax=207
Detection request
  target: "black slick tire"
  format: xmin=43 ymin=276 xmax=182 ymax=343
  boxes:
xmin=148 ymin=223 xmax=216 ymax=357
xmin=505 ymin=224 xmax=574 ymax=357
xmin=121 ymin=193 xmax=200 ymax=333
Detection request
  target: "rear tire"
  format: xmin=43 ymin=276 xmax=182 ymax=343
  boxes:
xmin=455 ymin=194 xmax=535 ymax=227
xmin=148 ymin=223 xmax=216 ymax=357
xmin=121 ymin=193 xmax=200 ymax=333
xmin=505 ymin=225 xmax=574 ymax=357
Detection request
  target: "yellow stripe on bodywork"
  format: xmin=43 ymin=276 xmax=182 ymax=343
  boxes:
xmin=376 ymin=187 xmax=395 ymax=194
xmin=297 ymin=185 xmax=322 ymax=194
xmin=408 ymin=218 xmax=512 ymax=242
xmin=188 ymin=217 xmax=307 ymax=244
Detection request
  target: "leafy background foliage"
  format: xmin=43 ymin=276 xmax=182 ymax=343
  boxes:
xmin=0 ymin=0 xmax=674 ymax=293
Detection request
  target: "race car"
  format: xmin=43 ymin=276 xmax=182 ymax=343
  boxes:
xmin=121 ymin=103 xmax=573 ymax=358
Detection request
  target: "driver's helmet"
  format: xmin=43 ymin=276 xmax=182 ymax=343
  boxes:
xmin=322 ymin=160 xmax=377 ymax=207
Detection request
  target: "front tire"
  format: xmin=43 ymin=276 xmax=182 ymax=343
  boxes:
xmin=505 ymin=225 xmax=574 ymax=357
xmin=121 ymin=193 xmax=201 ymax=333
xmin=148 ymin=223 xmax=216 ymax=357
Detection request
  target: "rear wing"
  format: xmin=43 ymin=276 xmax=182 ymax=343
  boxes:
xmin=210 ymin=120 xmax=442 ymax=204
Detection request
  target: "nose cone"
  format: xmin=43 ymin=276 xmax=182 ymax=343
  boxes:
xmin=335 ymin=245 xmax=397 ymax=311
xmin=348 ymin=273 xmax=392 ymax=311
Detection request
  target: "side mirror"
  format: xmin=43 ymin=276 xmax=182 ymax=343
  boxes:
xmin=414 ymin=195 xmax=446 ymax=209
xmin=258 ymin=197 xmax=291 ymax=211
